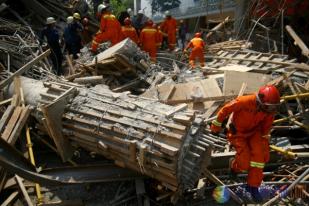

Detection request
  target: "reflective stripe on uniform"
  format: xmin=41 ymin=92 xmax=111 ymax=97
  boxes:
xmin=142 ymin=28 xmax=157 ymax=33
xmin=92 ymin=40 xmax=99 ymax=45
xmin=250 ymin=161 xmax=265 ymax=168
xmin=212 ymin=119 xmax=222 ymax=127
xmin=103 ymin=14 xmax=116 ymax=20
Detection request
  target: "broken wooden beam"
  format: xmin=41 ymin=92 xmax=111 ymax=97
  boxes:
xmin=0 ymin=49 xmax=51 ymax=89
xmin=286 ymin=25 xmax=309 ymax=58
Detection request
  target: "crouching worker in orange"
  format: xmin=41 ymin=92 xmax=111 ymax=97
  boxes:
xmin=184 ymin=32 xmax=205 ymax=69
xmin=140 ymin=20 xmax=158 ymax=62
xmin=91 ymin=4 xmax=123 ymax=53
xmin=211 ymin=85 xmax=281 ymax=203
xmin=122 ymin=17 xmax=139 ymax=44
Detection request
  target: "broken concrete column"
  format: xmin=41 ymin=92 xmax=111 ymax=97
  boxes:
xmin=6 ymin=77 xmax=212 ymax=195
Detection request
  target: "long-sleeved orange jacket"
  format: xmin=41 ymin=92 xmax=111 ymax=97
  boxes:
xmin=121 ymin=25 xmax=139 ymax=44
xmin=140 ymin=26 xmax=158 ymax=61
xmin=161 ymin=17 xmax=177 ymax=49
xmin=216 ymin=94 xmax=274 ymax=135
xmin=91 ymin=12 xmax=123 ymax=51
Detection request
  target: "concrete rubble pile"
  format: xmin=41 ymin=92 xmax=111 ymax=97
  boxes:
xmin=0 ymin=5 xmax=309 ymax=206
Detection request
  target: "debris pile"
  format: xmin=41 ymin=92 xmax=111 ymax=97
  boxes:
xmin=0 ymin=3 xmax=309 ymax=206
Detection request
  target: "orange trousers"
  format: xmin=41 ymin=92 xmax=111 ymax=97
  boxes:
xmin=189 ymin=48 xmax=205 ymax=67
xmin=167 ymin=32 xmax=176 ymax=50
xmin=91 ymin=30 xmax=120 ymax=51
xmin=228 ymin=131 xmax=269 ymax=187
xmin=142 ymin=45 xmax=157 ymax=62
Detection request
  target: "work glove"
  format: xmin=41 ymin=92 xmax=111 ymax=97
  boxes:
xmin=210 ymin=119 xmax=222 ymax=134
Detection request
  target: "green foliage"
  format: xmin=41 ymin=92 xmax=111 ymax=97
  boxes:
xmin=150 ymin=0 xmax=181 ymax=14
xmin=110 ymin=0 xmax=132 ymax=17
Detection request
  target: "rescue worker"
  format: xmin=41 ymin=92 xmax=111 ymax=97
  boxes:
xmin=81 ymin=17 xmax=92 ymax=44
xmin=161 ymin=10 xmax=177 ymax=51
xmin=41 ymin=17 xmax=63 ymax=75
xmin=210 ymin=85 xmax=281 ymax=203
xmin=132 ymin=10 xmax=148 ymax=35
xmin=154 ymin=24 xmax=163 ymax=49
xmin=63 ymin=16 xmax=74 ymax=55
xmin=140 ymin=19 xmax=158 ymax=62
xmin=122 ymin=17 xmax=139 ymax=44
xmin=69 ymin=13 xmax=83 ymax=59
xmin=178 ymin=20 xmax=188 ymax=50
xmin=184 ymin=32 xmax=205 ymax=69
xmin=91 ymin=4 xmax=123 ymax=53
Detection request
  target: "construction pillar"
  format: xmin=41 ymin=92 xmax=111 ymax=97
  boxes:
xmin=234 ymin=0 xmax=248 ymax=36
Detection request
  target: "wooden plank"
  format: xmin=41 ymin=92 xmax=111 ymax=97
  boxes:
xmin=0 ymin=105 xmax=14 ymax=133
xmin=0 ymin=98 xmax=12 ymax=106
xmin=1 ymin=107 xmax=22 ymax=141
xmin=165 ymin=103 xmax=188 ymax=117
xmin=223 ymin=70 xmax=270 ymax=95
xmin=286 ymin=25 xmax=309 ymax=58
xmin=0 ymin=49 xmax=51 ymax=89
xmin=15 ymin=175 xmax=34 ymax=206
xmin=41 ymin=97 xmax=73 ymax=162
xmin=0 ymin=191 xmax=19 ymax=206
xmin=7 ymin=106 xmax=31 ymax=145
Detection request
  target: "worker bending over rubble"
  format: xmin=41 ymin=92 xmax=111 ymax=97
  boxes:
xmin=140 ymin=19 xmax=158 ymax=62
xmin=184 ymin=32 xmax=205 ymax=69
xmin=161 ymin=10 xmax=177 ymax=51
xmin=122 ymin=17 xmax=139 ymax=44
xmin=91 ymin=4 xmax=123 ymax=53
xmin=211 ymin=85 xmax=281 ymax=203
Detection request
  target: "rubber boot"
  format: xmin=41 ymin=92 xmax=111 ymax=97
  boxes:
xmin=246 ymin=185 xmax=263 ymax=203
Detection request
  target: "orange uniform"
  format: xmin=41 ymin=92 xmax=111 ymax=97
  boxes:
xmin=185 ymin=37 xmax=205 ymax=68
xmin=214 ymin=94 xmax=274 ymax=187
xmin=161 ymin=17 xmax=177 ymax=50
xmin=140 ymin=26 xmax=158 ymax=62
xmin=121 ymin=25 xmax=139 ymax=44
xmin=91 ymin=12 xmax=123 ymax=52
xmin=154 ymin=26 xmax=163 ymax=48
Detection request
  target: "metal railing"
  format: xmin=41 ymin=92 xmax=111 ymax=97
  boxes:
xmin=151 ymin=0 xmax=236 ymax=22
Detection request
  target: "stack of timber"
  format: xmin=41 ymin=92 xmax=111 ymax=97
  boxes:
xmin=7 ymin=77 xmax=213 ymax=194
xmin=205 ymin=40 xmax=252 ymax=54
xmin=70 ymin=39 xmax=159 ymax=91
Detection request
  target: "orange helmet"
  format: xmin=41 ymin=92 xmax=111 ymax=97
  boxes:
xmin=257 ymin=85 xmax=280 ymax=113
xmin=195 ymin=32 xmax=202 ymax=38
xmin=124 ymin=17 xmax=131 ymax=25
xmin=146 ymin=19 xmax=153 ymax=26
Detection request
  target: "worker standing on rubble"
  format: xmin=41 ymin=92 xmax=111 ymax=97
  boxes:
xmin=184 ymin=32 xmax=205 ymax=69
xmin=132 ymin=10 xmax=148 ymax=36
xmin=154 ymin=24 xmax=164 ymax=49
xmin=122 ymin=17 xmax=139 ymax=44
xmin=140 ymin=19 xmax=158 ymax=62
xmin=68 ymin=13 xmax=83 ymax=59
xmin=161 ymin=11 xmax=177 ymax=51
xmin=210 ymin=85 xmax=281 ymax=203
xmin=40 ymin=17 xmax=63 ymax=75
xmin=91 ymin=4 xmax=123 ymax=53
xmin=63 ymin=16 xmax=74 ymax=55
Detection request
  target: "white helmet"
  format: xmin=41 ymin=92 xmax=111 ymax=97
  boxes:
xmin=97 ymin=4 xmax=107 ymax=13
xmin=138 ymin=9 xmax=143 ymax=14
xmin=66 ymin=16 xmax=74 ymax=24
xmin=165 ymin=10 xmax=171 ymax=16
xmin=46 ymin=17 xmax=56 ymax=24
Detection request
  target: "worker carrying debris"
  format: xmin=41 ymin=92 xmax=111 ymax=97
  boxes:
xmin=40 ymin=17 xmax=63 ymax=75
xmin=184 ymin=32 xmax=205 ymax=69
xmin=122 ymin=17 xmax=139 ymax=44
xmin=140 ymin=19 xmax=158 ymax=62
xmin=210 ymin=85 xmax=281 ymax=203
xmin=91 ymin=4 xmax=123 ymax=53
xmin=161 ymin=10 xmax=177 ymax=51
